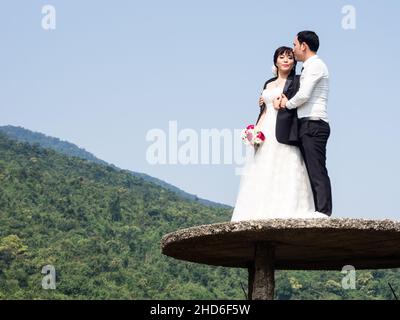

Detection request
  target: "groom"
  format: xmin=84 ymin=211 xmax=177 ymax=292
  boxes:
xmin=278 ymin=30 xmax=332 ymax=217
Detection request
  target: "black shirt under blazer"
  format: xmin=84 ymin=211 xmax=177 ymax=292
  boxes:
xmin=255 ymin=74 xmax=301 ymax=147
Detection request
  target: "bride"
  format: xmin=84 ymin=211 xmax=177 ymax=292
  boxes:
xmin=231 ymin=46 xmax=329 ymax=221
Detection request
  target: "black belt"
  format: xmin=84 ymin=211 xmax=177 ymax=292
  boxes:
xmin=299 ymin=117 xmax=324 ymax=122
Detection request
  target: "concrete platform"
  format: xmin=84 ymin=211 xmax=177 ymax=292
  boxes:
xmin=161 ymin=218 xmax=400 ymax=299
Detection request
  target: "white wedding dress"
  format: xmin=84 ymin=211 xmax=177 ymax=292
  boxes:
xmin=231 ymin=85 xmax=328 ymax=221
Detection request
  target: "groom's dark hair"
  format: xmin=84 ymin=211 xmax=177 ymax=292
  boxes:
xmin=297 ymin=31 xmax=319 ymax=52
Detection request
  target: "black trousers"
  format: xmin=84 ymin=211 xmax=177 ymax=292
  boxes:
xmin=298 ymin=119 xmax=332 ymax=216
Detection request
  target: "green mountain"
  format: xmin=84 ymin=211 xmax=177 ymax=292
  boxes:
xmin=0 ymin=132 xmax=399 ymax=299
xmin=0 ymin=131 xmax=244 ymax=299
xmin=0 ymin=125 xmax=230 ymax=209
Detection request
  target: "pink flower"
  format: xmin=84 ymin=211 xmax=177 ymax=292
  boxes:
xmin=256 ymin=131 xmax=265 ymax=141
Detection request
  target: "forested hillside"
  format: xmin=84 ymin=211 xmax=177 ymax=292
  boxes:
xmin=0 ymin=132 xmax=398 ymax=299
xmin=0 ymin=125 xmax=229 ymax=208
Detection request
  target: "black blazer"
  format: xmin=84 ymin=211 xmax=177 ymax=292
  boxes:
xmin=256 ymin=74 xmax=300 ymax=146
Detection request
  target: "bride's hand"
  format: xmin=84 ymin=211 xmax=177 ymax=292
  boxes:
xmin=273 ymin=96 xmax=281 ymax=110
xmin=280 ymin=94 xmax=288 ymax=109
xmin=259 ymin=96 xmax=265 ymax=106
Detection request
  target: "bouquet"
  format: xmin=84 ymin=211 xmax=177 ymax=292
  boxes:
xmin=241 ymin=124 xmax=265 ymax=146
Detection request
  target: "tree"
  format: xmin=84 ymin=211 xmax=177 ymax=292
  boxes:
xmin=109 ymin=194 xmax=121 ymax=222
xmin=0 ymin=235 xmax=28 ymax=269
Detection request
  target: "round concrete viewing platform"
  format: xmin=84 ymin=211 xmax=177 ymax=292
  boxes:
xmin=161 ymin=218 xmax=400 ymax=300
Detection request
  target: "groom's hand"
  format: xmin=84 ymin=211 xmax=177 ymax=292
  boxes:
xmin=280 ymin=94 xmax=288 ymax=109
xmin=273 ymin=96 xmax=281 ymax=110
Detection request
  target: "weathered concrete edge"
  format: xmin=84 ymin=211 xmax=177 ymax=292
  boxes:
xmin=160 ymin=218 xmax=400 ymax=250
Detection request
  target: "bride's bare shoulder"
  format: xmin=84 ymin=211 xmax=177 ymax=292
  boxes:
xmin=263 ymin=77 xmax=277 ymax=91
xmin=265 ymin=80 xmax=276 ymax=90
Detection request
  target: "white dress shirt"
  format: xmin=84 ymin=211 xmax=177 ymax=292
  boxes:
xmin=286 ymin=54 xmax=329 ymax=123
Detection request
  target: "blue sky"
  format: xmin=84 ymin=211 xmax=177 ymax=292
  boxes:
xmin=1 ymin=1 xmax=400 ymax=220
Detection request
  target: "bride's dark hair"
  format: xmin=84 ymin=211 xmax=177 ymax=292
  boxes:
xmin=273 ymin=46 xmax=297 ymax=77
